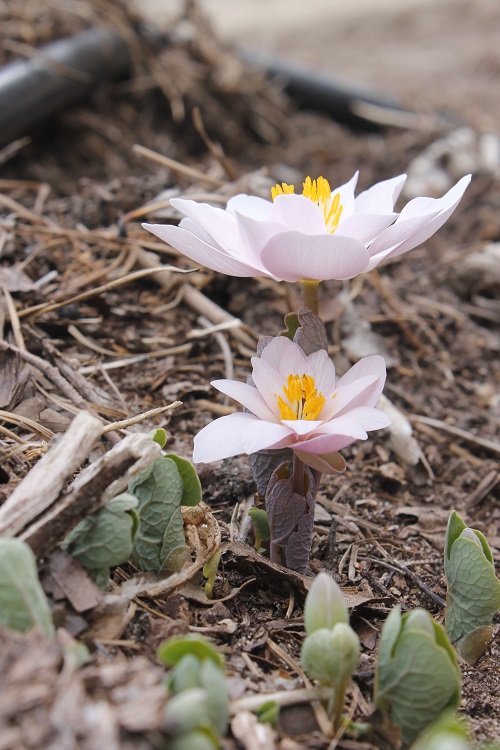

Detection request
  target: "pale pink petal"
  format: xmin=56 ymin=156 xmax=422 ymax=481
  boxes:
xmin=366 ymin=175 xmax=471 ymax=268
xmin=211 ymin=379 xmax=278 ymax=422
xmin=193 ymin=412 xmax=257 ymax=462
xmin=251 ymin=356 xmax=287 ymax=417
xmin=234 ymin=212 xmax=287 ymax=268
xmin=292 ymin=421 xmax=366 ymax=454
xmin=269 ymin=194 xmax=326 ymax=235
xmin=281 ymin=419 xmax=323 ymax=436
xmin=355 ymin=174 xmax=407 ymax=213
xmin=336 ymin=212 xmax=397 ymax=244
xmin=257 ymin=335 xmax=297 ymax=371
xmin=276 ymin=339 xmax=313 ymax=380
xmin=241 ymin=420 xmax=295 ymax=454
xmin=227 ymin=194 xmax=273 ymax=221
xmin=142 ymin=224 xmax=265 ymax=277
xmin=332 ymin=172 xmax=359 ymax=220
xmin=180 ymin=217 xmax=224 ymax=248
xmin=344 ymin=406 xmax=392 ymax=431
xmin=260 ymin=231 xmax=370 ymax=282
xmin=307 ymin=349 xmax=337 ymax=398
xmin=334 ymin=355 xmax=387 ymax=413
xmin=295 ymin=450 xmax=346 ymax=474
xmin=170 ymin=198 xmax=239 ymax=253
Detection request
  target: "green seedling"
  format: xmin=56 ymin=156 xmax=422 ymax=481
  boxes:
xmin=375 ymin=606 xmax=461 ymax=749
xmin=63 ymin=492 xmax=138 ymax=588
xmin=128 ymin=450 xmax=202 ymax=573
xmin=301 ymin=573 xmax=359 ymax=731
xmin=159 ymin=635 xmax=228 ymax=749
xmin=203 ymin=549 xmax=222 ymax=599
xmin=411 ymin=711 xmax=471 ymax=750
xmin=444 ymin=510 xmax=500 ymax=664
xmin=248 ymin=507 xmax=271 ymax=551
xmin=0 ymin=538 xmax=54 ymax=637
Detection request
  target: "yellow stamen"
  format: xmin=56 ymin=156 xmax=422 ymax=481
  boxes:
xmin=271 ymin=176 xmax=343 ymax=234
xmin=277 ymin=374 xmax=325 ymax=421
xmin=302 ymin=176 xmax=343 ymax=234
xmin=271 ymin=182 xmax=295 ymax=201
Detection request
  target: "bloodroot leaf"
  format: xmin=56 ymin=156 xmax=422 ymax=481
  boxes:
xmin=265 ymin=461 xmax=315 ymax=573
xmin=293 ymin=307 xmax=328 ymax=355
xmin=129 ymin=456 xmax=184 ymax=572
xmin=0 ymin=538 xmax=54 ymax=636
xmin=444 ymin=511 xmax=500 ymax=663
xmin=158 ymin=634 xmax=225 ymax=669
xmin=249 ymin=447 xmax=293 ymax=498
xmin=375 ymin=606 xmax=461 ymax=749
xmin=63 ymin=493 xmax=138 ymax=589
xmin=164 ymin=453 xmax=202 ymax=507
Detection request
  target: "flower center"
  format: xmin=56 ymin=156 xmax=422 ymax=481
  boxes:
xmin=277 ymin=374 xmax=325 ymax=421
xmin=271 ymin=176 xmax=343 ymax=234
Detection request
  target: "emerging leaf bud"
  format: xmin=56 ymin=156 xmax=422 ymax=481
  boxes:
xmin=163 ymin=688 xmax=211 ymax=736
xmin=304 ymin=572 xmax=349 ymax=634
xmin=375 ymin=606 xmax=461 ymax=748
xmin=404 ymin=608 xmax=436 ymax=639
xmin=301 ymin=623 xmax=360 ymax=687
xmin=444 ymin=510 xmax=500 ymax=664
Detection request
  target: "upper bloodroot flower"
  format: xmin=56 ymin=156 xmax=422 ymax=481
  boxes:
xmin=193 ymin=337 xmax=391 ymax=473
xmin=143 ymin=172 xmax=471 ymax=283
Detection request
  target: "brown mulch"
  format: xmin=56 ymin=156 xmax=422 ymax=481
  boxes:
xmin=0 ymin=1 xmax=499 ymax=749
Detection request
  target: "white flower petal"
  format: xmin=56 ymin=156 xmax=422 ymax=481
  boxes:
xmin=257 ymin=335 xmax=297 ymax=371
xmin=333 ymin=355 xmax=387 ymax=415
xmin=170 ymin=198 xmax=239 ymax=253
xmin=241 ymin=420 xmax=295 ymax=454
xmin=260 ymin=231 xmax=370 ymax=282
xmin=332 ymin=172 xmax=359 ymax=220
xmin=234 ymin=211 xmax=287 ymax=268
xmin=227 ymin=193 xmax=274 ymax=221
xmin=345 ymin=406 xmax=392 ymax=431
xmin=307 ymin=349 xmax=337 ymax=399
xmin=270 ymin=194 xmax=326 ymax=235
xmin=366 ymin=174 xmax=471 ymax=268
xmin=193 ymin=412 xmax=257 ymax=462
xmin=251 ymin=355 xmax=287 ymax=417
xmin=211 ymin=379 xmax=278 ymax=422
xmin=142 ymin=224 xmax=265 ymax=277
xmin=281 ymin=419 xmax=323 ymax=436
xmin=355 ymin=174 xmax=407 ymax=213
xmin=336 ymin=212 xmax=397 ymax=244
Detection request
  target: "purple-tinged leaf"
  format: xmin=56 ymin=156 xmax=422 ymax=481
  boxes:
xmin=265 ymin=462 xmax=315 ymax=574
xmin=293 ymin=307 xmax=328 ymax=355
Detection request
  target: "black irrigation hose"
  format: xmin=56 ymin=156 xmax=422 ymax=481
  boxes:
xmin=0 ymin=28 xmax=131 ymax=148
xmin=0 ymin=28 xmax=407 ymax=148
xmin=240 ymin=48 xmax=404 ymax=130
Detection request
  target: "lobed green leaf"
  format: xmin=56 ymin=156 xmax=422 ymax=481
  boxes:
xmin=63 ymin=492 xmax=138 ymax=589
xmin=0 ymin=538 xmax=54 ymax=636
xmin=444 ymin=512 xmax=500 ymax=663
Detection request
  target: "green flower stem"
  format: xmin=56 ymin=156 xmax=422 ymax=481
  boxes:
xmin=292 ymin=452 xmax=305 ymax=495
xmin=301 ymin=280 xmax=320 ymax=315
xmin=329 ymin=680 xmax=348 ymax=733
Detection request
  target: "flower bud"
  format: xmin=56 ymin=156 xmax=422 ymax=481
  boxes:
xmin=304 ymin=572 xmax=349 ymax=634
xmin=301 ymin=623 xmax=360 ymax=687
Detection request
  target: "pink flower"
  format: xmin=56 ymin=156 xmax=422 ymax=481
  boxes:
xmin=193 ymin=337 xmax=391 ymax=473
xmin=143 ymin=173 xmax=470 ymax=282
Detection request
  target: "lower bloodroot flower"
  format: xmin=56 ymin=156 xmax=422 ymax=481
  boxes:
xmin=193 ymin=336 xmax=391 ymax=475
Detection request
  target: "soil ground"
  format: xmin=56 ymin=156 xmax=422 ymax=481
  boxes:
xmin=0 ymin=1 xmax=499 ymax=749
